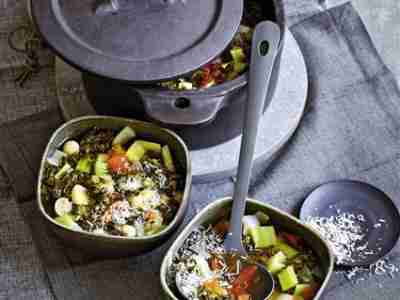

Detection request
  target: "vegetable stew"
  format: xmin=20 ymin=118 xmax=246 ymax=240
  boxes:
xmin=169 ymin=210 xmax=323 ymax=300
xmin=160 ymin=0 xmax=264 ymax=91
xmin=41 ymin=126 xmax=184 ymax=237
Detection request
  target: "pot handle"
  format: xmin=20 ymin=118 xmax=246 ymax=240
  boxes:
xmin=95 ymin=0 xmax=175 ymax=16
xmin=140 ymin=92 xmax=225 ymax=126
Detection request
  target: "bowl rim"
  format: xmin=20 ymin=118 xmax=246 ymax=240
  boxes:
xmin=37 ymin=115 xmax=192 ymax=242
xmin=160 ymin=197 xmax=335 ymax=300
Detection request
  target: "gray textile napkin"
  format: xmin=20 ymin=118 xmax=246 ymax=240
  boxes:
xmin=1 ymin=2 xmax=400 ymax=300
xmin=0 ymin=108 xmax=63 ymax=201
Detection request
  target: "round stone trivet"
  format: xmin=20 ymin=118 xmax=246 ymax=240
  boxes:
xmin=55 ymin=29 xmax=308 ymax=183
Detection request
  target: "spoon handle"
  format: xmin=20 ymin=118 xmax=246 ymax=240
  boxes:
xmin=225 ymin=21 xmax=281 ymax=253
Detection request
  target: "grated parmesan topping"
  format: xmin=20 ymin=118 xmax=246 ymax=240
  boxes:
xmin=168 ymin=226 xmax=225 ymax=300
xmin=306 ymin=212 xmax=372 ymax=264
xmin=117 ymin=175 xmax=143 ymax=192
xmin=306 ymin=210 xmax=399 ymax=283
xmin=110 ymin=201 xmax=133 ymax=225
xmin=342 ymin=258 xmax=399 ymax=282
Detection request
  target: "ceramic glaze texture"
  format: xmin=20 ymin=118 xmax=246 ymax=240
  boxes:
xmin=37 ymin=116 xmax=192 ymax=258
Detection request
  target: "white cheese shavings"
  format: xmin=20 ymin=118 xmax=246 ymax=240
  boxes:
xmin=342 ymin=258 xmax=400 ymax=282
xmin=118 ymin=176 xmax=143 ymax=192
xmin=306 ymin=212 xmax=399 ymax=284
xmin=306 ymin=212 xmax=370 ymax=264
xmin=167 ymin=226 xmax=225 ymax=300
xmin=111 ymin=201 xmax=132 ymax=225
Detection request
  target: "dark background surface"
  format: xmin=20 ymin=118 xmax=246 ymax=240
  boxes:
xmin=1 ymin=1 xmax=400 ymax=300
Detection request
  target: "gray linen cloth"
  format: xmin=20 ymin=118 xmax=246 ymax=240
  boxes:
xmin=1 ymin=1 xmax=400 ymax=300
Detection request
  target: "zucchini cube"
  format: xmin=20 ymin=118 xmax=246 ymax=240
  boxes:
xmin=276 ymin=239 xmax=299 ymax=259
xmin=278 ymin=265 xmax=299 ymax=292
xmin=266 ymin=251 xmax=287 ymax=274
xmin=249 ymin=226 xmax=277 ymax=248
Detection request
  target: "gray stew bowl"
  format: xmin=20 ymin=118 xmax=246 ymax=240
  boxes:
xmin=37 ymin=116 xmax=192 ymax=258
xmin=161 ymin=197 xmax=334 ymax=300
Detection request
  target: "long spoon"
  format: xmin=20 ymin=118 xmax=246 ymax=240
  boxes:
xmin=177 ymin=21 xmax=281 ymax=300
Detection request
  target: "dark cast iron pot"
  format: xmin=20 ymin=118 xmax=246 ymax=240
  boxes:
xmin=83 ymin=0 xmax=286 ymax=149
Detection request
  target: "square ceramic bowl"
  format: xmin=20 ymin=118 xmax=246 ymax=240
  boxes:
xmin=37 ymin=116 xmax=192 ymax=258
xmin=161 ymin=197 xmax=334 ymax=299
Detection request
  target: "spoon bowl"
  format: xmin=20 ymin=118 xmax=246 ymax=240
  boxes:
xmin=222 ymin=252 xmax=275 ymax=300
xmin=176 ymin=251 xmax=274 ymax=300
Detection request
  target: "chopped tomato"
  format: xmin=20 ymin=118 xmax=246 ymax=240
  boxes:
xmin=198 ymin=66 xmax=212 ymax=87
xmin=210 ymin=64 xmax=225 ymax=84
xmin=230 ymin=282 xmax=246 ymax=297
xmin=209 ymin=257 xmax=224 ymax=271
xmin=230 ymin=265 xmax=258 ymax=297
xmin=281 ymin=232 xmax=303 ymax=248
xmin=300 ymin=284 xmax=319 ymax=300
xmin=107 ymin=154 xmax=130 ymax=174
xmin=238 ymin=265 xmax=258 ymax=283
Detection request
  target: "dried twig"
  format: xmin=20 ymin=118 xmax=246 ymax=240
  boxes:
xmin=8 ymin=24 xmax=46 ymax=87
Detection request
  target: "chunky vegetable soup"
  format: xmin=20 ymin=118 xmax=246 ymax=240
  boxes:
xmin=169 ymin=211 xmax=323 ymax=300
xmin=41 ymin=126 xmax=184 ymax=237
xmin=160 ymin=0 xmax=264 ymax=91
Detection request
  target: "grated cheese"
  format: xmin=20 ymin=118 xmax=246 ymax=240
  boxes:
xmin=167 ymin=226 xmax=225 ymax=300
xmin=306 ymin=211 xmax=399 ymax=284
xmin=342 ymin=258 xmax=399 ymax=282
xmin=306 ymin=212 xmax=371 ymax=264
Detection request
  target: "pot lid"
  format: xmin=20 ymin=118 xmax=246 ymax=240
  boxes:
xmin=31 ymin=0 xmax=243 ymax=82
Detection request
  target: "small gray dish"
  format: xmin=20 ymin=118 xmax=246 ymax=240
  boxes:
xmin=37 ymin=116 xmax=192 ymax=258
xmin=300 ymin=180 xmax=400 ymax=266
xmin=160 ymin=197 xmax=334 ymax=300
